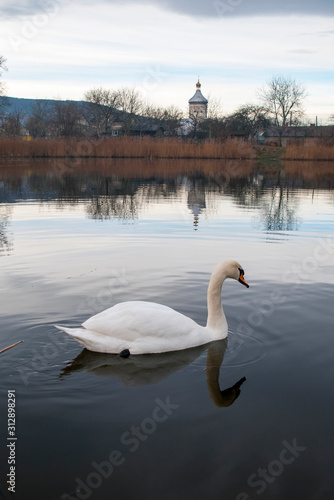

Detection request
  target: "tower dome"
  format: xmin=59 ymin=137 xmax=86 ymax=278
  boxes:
xmin=188 ymin=80 xmax=208 ymax=120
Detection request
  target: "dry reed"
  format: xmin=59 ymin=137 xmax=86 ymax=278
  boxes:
xmin=0 ymin=136 xmax=255 ymax=160
xmin=282 ymin=141 xmax=334 ymax=161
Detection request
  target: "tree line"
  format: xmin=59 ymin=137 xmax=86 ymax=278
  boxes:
xmin=0 ymin=85 xmax=185 ymax=139
xmin=0 ymin=54 xmax=310 ymax=143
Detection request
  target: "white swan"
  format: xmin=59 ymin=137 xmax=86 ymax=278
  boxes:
xmin=56 ymin=260 xmax=249 ymax=355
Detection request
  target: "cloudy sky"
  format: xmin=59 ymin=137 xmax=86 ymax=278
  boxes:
xmin=1 ymin=0 xmax=333 ymax=122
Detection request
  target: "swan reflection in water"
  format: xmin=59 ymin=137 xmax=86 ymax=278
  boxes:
xmin=61 ymin=339 xmax=246 ymax=407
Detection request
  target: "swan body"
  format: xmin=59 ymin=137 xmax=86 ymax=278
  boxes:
xmin=56 ymin=260 xmax=249 ymax=355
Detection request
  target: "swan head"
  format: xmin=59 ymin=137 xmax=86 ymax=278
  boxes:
xmin=224 ymin=260 xmax=249 ymax=288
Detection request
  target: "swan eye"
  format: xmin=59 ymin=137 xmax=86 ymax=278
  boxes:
xmin=238 ymin=268 xmax=245 ymax=276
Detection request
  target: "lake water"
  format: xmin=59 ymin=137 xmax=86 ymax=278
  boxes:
xmin=0 ymin=158 xmax=333 ymax=500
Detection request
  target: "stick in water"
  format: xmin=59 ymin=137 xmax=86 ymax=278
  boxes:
xmin=0 ymin=340 xmax=24 ymax=353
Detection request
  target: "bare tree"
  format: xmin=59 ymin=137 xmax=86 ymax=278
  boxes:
xmin=142 ymin=103 xmax=165 ymax=121
xmin=142 ymin=104 xmax=183 ymax=136
xmin=258 ymin=76 xmax=307 ymax=145
xmin=25 ymin=101 xmax=52 ymax=137
xmin=84 ymin=88 xmax=120 ymax=137
xmin=237 ymin=104 xmax=271 ymax=130
xmin=207 ymin=95 xmax=224 ymax=120
xmin=223 ymin=103 xmax=272 ymax=137
xmin=160 ymin=105 xmax=183 ymax=136
xmin=117 ymin=87 xmax=143 ymax=135
xmin=50 ymin=100 xmax=82 ymax=137
xmin=1 ymin=108 xmax=26 ymax=136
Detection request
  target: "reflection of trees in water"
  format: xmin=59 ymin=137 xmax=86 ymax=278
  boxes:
xmin=0 ymin=160 xmax=332 ymax=233
xmin=0 ymin=178 xmax=15 ymax=255
xmin=87 ymin=194 xmax=139 ymax=220
xmin=136 ymin=181 xmax=180 ymax=199
xmin=85 ymin=178 xmax=183 ymax=220
xmin=243 ymin=170 xmax=301 ymax=233
xmin=258 ymin=186 xmax=300 ymax=233
xmin=204 ymin=168 xmax=300 ymax=233
xmin=0 ymin=205 xmax=13 ymax=256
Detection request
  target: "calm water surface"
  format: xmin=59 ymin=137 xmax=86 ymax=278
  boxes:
xmin=0 ymin=158 xmax=333 ymax=500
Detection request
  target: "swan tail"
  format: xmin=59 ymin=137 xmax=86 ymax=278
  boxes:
xmin=55 ymin=325 xmax=127 ymax=354
xmin=54 ymin=325 xmax=97 ymax=349
xmin=55 ymin=325 xmax=84 ymax=337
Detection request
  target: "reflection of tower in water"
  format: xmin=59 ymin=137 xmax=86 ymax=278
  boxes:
xmin=187 ymin=185 xmax=206 ymax=230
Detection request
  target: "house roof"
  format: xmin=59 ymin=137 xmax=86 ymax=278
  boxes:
xmin=130 ymin=123 xmax=164 ymax=133
xmin=261 ymin=125 xmax=334 ymax=138
xmin=129 ymin=116 xmax=165 ymax=133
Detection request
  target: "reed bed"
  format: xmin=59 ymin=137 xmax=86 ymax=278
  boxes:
xmin=0 ymin=136 xmax=255 ymax=159
xmin=282 ymin=142 xmax=334 ymax=161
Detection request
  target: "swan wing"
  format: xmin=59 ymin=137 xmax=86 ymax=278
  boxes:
xmin=82 ymin=301 xmax=201 ymax=343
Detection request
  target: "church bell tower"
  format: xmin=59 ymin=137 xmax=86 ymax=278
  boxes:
xmin=188 ymin=80 xmax=208 ymax=120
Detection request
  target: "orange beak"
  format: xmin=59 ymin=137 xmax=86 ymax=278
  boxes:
xmin=238 ymin=273 xmax=249 ymax=288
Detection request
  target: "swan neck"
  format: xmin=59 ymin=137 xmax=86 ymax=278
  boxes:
xmin=206 ymin=266 xmax=227 ymax=330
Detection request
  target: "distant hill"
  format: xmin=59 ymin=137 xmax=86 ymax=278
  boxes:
xmin=3 ymin=96 xmax=85 ymax=118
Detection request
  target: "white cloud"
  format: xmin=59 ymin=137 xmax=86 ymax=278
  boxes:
xmin=1 ymin=2 xmax=333 ymax=120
